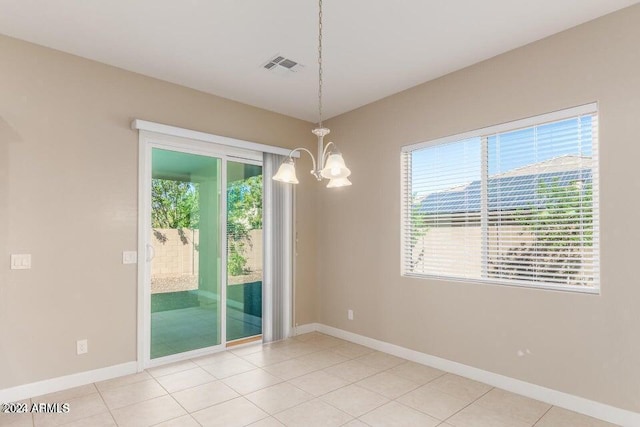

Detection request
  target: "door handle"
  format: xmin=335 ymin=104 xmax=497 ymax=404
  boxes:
xmin=146 ymin=244 xmax=155 ymax=262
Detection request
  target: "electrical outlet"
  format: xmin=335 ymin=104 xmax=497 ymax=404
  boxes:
xmin=348 ymin=309 xmax=354 ymax=320
xmin=77 ymin=339 xmax=88 ymax=355
xmin=10 ymin=254 xmax=32 ymax=270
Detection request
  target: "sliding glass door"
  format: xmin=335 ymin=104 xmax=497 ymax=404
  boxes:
xmin=226 ymin=161 xmax=263 ymax=342
xmin=144 ymin=142 xmax=265 ymax=363
xmin=149 ymin=148 xmax=223 ymax=359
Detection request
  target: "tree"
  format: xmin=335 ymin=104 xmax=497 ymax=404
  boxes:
xmin=150 ymin=175 xmax=263 ymax=277
xmin=524 ymin=179 xmax=593 ymax=247
xmin=151 ymin=179 xmax=199 ymax=229
xmin=408 ymin=192 xmax=430 ymax=271
xmin=492 ymin=178 xmax=593 ymax=284
xmin=227 ymin=175 xmax=263 ymax=276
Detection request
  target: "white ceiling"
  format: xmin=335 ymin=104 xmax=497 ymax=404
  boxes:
xmin=0 ymin=0 xmax=637 ymax=122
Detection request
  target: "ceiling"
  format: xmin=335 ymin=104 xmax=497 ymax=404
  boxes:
xmin=0 ymin=0 xmax=637 ymax=122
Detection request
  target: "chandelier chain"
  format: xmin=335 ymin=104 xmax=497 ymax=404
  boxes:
xmin=318 ymin=0 xmax=323 ymax=128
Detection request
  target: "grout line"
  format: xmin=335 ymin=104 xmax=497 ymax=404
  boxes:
xmin=441 ymin=387 xmax=495 ymax=423
xmin=238 ymin=395 xmax=272 ymax=423
xmin=532 ymin=405 xmax=554 ymax=426
xmin=40 ymin=333 xmax=560 ymax=427
xmin=148 ymin=373 xmax=200 ymax=426
xmin=93 ymin=382 xmax=120 ymax=426
xmin=378 ymin=373 xmax=456 ymax=424
xmin=149 ymin=413 xmax=201 ymax=427
xmin=347 ymin=364 xmax=449 ymax=423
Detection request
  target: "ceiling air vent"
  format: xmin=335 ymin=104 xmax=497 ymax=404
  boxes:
xmin=263 ymin=54 xmax=303 ymax=73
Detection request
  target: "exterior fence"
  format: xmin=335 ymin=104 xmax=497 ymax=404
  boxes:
xmin=151 ymin=228 xmax=263 ymax=293
xmin=410 ymin=225 xmax=594 ymax=286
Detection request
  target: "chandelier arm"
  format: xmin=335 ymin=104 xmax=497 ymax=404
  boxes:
xmin=286 ymin=147 xmax=320 ymax=179
xmin=321 ymin=141 xmax=335 ymax=164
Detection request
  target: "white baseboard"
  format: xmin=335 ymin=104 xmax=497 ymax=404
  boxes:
xmin=0 ymin=362 xmax=138 ymax=403
xmin=299 ymin=323 xmax=639 ymax=427
xmin=293 ymin=323 xmax=320 ymax=336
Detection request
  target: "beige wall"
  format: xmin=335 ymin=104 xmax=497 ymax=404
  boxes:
xmin=320 ymin=4 xmax=640 ymax=413
xmin=0 ymin=34 xmax=317 ymax=389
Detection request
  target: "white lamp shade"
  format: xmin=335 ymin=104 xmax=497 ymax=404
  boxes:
xmin=321 ymin=153 xmax=351 ymax=179
xmin=272 ymin=159 xmax=299 ymax=184
xmin=326 ymin=177 xmax=352 ymax=188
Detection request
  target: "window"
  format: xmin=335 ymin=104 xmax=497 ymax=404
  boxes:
xmin=401 ymin=104 xmax=599 ymax=292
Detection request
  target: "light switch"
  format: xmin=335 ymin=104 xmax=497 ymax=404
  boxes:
xmin=11 ymin=254 xmax=32 ymax=270
xmin=122 ymin=251 xmax=137 ymax=264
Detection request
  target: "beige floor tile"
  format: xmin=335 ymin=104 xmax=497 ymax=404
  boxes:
xmin=96 ymin=371 xmax=152 ymax=392
xmin=111 ymin=395 xmax=186 ymax=427
xmin=330 ymin=343 xmax=375 ymax=359
xmin=0 ymin=399 xmax=32 ymax=427
xmin=100 ymin=379 xmax=167 ymax=410
xmin=229 ymin=343 xmax=265 ymax=357
xmin=275 ymin=399 xmax=353 ymax=427
xmin=321 ymin=384 xmax=389 ymax=417
xmin=355 ymin=352 xmax=405 ymax=370
xmin=263 ymin=359 xmax=317 ymax=380
xmin=265 ymin=340 xmax=300 ymax=350
xmin=35 ymin=384 xmax=97 ymax=402
xmin=191 ymin=397 xmax=268 ymax=427
xmin=397 ymin=384 xmax=470 ymax=420
xmin=147 ymin=360 xmax=198 ymax=378
xmin=155 ymin=367 xmax=215 ymax=393
xmin=277 ymin=342 xmax=323 ymax=359
xmin=447 ymin=403 xmax=531 ymax=427
xmin=0 ymin=414 xmax=32 ymax=427
xmin=17 ymin=337 xmax=620 ymax=427
xmin=387 ymin=362 xmax=445 ymax=385
xmin=201 ymin=358 xmax=256 ymax=379
xmin=356 ymin=371 xmax=420 ymax=399
xmin=246 ymin=383 xmax=313 ymax=415
xmin=33 ymin=393 xmax=108 ymax=427
xmin=171 ymin=380 xmax=239 ymax=413
xmin=341 ymin=420 xmax=369 ymax=427
xmin=474 ymin=388 xmax=550 ymax=424
xmin=323 ymin=360 xmax=383 ymax=383
xmin=192 ymin=351 xmax=241 ymax=367
xmin=303 ymin=335 xmax=346 ymax=349
xmin=288 ymin=371 xmax=350 ymax=396
xmin=152 ymin=414 xmax=200 ymax=427
xmin=242 ymin=349 xmax=293 ymax=367
xmin=247 ymin=417 xmax=285 ymax=427
xmin=293 ymin=332 xmax=324 ymax=342
xmin=535 ymin=406 xmax=619 ymax=427
xmin=294 ymin=350 xmax=349 ymax=370
xmin=222 ymin=369 xmax=283 ymax=395
xmin=360 ymin=401 xmax=441 ymax=427
xmin=427 ymin=374 xmax=492 ymax=401
xmin=60 ymin=412 xmax=115 ymax=427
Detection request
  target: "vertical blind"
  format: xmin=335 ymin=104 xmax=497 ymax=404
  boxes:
xmin=401 ymin=104 xmax=599 ymax=292
xmin=262 ymin=153 xmax=294 ymax=342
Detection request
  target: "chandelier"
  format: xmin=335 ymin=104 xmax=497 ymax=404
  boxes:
xmin=272 ymin=0 xmax=352 ymax=188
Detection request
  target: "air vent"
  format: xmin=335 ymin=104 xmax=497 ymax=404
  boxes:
xmin=263 ymin=54 xmax=303 ymax=73
xmin=279 ymin=59 xmax=297 ymax=69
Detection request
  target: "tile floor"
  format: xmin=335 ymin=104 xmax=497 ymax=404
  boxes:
xmin=151 ymin=295 xmax=262 ymax=359
xmin=0 ymin=332 xmax=618 ymax=427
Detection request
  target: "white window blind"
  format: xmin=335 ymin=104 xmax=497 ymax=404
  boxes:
xmin=401 ymin=104 xmax=599 ymax=292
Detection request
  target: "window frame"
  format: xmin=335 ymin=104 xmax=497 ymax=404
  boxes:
xmin=400 ymin=103 xmax=600 ymax=294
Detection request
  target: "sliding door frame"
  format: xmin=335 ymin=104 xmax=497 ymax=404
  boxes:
xmin=136 ymin=131 xmax=262 ymax=371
